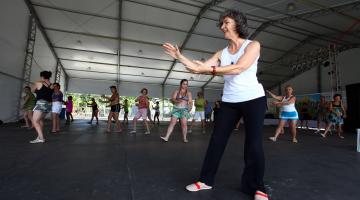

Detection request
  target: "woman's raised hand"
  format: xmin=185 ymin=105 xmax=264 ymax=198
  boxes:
xmin=163 ymin=43 xmax=181 ymax=59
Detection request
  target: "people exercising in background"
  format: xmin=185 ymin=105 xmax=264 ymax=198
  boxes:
xmin=320 ymin=94 xmax=346 ymax=139
xmin=51 ymin=83 xmax=63 ymax=133
xmin=87 ymin=98 xmax=99 ymax=125
xmin=130 ymin=88 xmax=151 ymax=135
xmin=161 ymin=79 xmax=192 ymax=143
xmin=147 ymin=105 xmax=153 ymax=124
xmin=153 ymin=101 xmax=160 ymax=125
xmin=30 ymin=71 xmax=53 ymax=143
xmin=22 ymin=86 xmax=36 ymax=129
xmin=65 ymin=96 xmax=74 ymax=124
xmin=212 ymin=101 xmax=220 ymax=123
xmin=189 ymin=91 xmax=206 ymax=134
xmin=315 ymin=96 xmax=328 ymax=133
xmin=299 ymin=102 xmax=310 ymax=129
xmin=267 ymin=86 xmax=298 ymax=143
xmin=204 ymin=100 xmax=212 ymax=123
xmin=101 ymin=86 xmax=122 ymax=133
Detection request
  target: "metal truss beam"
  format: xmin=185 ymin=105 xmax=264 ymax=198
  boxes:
xmin=267 ymin=44 xmax=360 ymax=90
xmin=117 ymin=0 xmax=123 ymax=88
xmin=17 ymin=15 xmax=36 ymax=120
xmin=24 ymin=0 xmax=69 ymax=83
xmin=67 ymin=68 xmax=223 ymax=84
xmin=54 ymin=46 xmax=173 ymax=62
xmin=54 ymin=61 xmax=62 ymax=83
xmin=32 ymin=2 xmax=326 ymax=46
xmin=162 ymin=0 xmax=225 ymax=85
xmin=234 ymin=0 xmax=360 ymax=40
xmin=70 ymin=76 xmax=211 ymax=89
xmin=201 ymin=76 xmax=217 ymax=89
xmin=59 ymin=57 xmax=192 ymax=74
xmin=45 ymin=27 xmax=282 ymax=65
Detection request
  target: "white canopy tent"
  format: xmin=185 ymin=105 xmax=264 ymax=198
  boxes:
xmin=1 ymin=0 xmax=360 ymax=122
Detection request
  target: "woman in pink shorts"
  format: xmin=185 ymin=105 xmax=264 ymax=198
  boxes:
xmin=130 ymin=88 xmax=151 ymax=134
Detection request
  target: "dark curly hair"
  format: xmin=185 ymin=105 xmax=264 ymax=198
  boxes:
xmin=40 ymin=71 xmax=52 ymax=79
xmin=218 ymin=9 xmax=249 ymax=38
xmin=141 ymin=88 xmax=148 ymax=94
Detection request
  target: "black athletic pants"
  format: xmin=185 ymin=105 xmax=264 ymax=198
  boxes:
xmin=199 ymin=96 xmax=267 ymax=194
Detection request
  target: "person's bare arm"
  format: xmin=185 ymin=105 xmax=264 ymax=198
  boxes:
xmin=266 ymin=90 xmax=283 ymax=101
xmin=31 ymin=81 xmax=42 ymax=92
xmin=188 ymin=92 xmax=193 ymax=111
xmin=341 ymin=101 xmax=347 ymax=118
xmin=171 ymin=90 xmax=179 ymax=104
xmin=274 ymin=96 xmax=296 ymax=106
xmin=215 ymin=41 xmax=260 ymax=75
xmin=184 ymin=41 xmax=261 ymax=75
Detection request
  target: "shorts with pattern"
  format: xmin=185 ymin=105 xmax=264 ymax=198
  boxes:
xmin=134 ymin=108 xmax=148 ymax=120
xmin=171 ymin=107 xmax=191 ymax=119
xmin=33 ymin=100 xmax=52 ymax=113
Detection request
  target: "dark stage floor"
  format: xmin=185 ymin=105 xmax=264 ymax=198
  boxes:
xmin=1 ymin=120 xmax=359 ymax=200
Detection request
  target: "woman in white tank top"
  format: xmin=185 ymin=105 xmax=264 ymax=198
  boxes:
xmin=267 ymin=85 xmax=298 ymax=143
xmin=163 ymin=9 xmax=268 ymax=200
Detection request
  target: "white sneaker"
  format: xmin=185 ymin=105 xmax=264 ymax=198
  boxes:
xmin=254 ymin=190 xmax=269 ymax=200
xmin=188 ymin=129 xmax=192 ymax=133
xmin=129 ymin=130 xmax=136 ymax=134
xmin=292 ymin=138 xmax=298 ymax=143
xmin=268 ymin=137 xmax=276 ymax=142
xmin=30 ymin=138 xmax=45 ymax=144
xmin=320 ymin=133 xmax=326 ymax=138
xmin=144 ymin=131 xmax=150 ymax=135
xmin=160 ymin=136 xmax=168 ymax=142
xmin=185 ymin=182 xmax=212 ymax=192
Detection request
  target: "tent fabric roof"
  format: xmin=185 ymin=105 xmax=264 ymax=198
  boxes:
xmin=30 ymin=0 xmax=360 ymax=89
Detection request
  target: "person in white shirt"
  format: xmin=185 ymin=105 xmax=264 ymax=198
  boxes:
xmin=163 ymin=9 xmax=268 ymax=200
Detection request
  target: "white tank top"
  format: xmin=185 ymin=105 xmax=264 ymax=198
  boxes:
xmin=221 ymin=39 xmax=265 ymax=103
xmin=280 ymin=95 xmax=297 ymax=112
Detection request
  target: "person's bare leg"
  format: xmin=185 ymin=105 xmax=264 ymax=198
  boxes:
xmin=269 ymin=120 xmax=286 ymax=141
xmin=181 ymin=118 xmax=188 ymax=142
xmin=52 ymin=113 xmax=57 ymax=132
xmin=132 ymin=117 xmax=138 ymax=132
xmin=201 ymin=119 xmax=205 ymax=129
xmin=189 ymin=119 xmax=195 ymax=132
xmin=95 ymin=110 xmax=99 ymax=124
xmin=144 ymin=119 xmax=150 ymax=133
xmin=28 ymin=111 xmax=33 ymax=128
xmin=90 ymin=113 xmax=94 ymax=123
xmin=32 ymin=111 xmax=45 ymax=140
xmin=161 ymin=117 xmax=178 ymax=141
xmin=106 ymin=112 xmax=112 ymax=132
xmin=321 ymin=123 xmax=333 ymax=138
xmin=23 ymin=111 xmax=31 ymax=128
xmin=114 ymin=113 xmax=122 ymax=132
xmin=337 ymin=124 xmax=344 ymax=138
xmin=56 ymin=114 xmax=60 ymax=132
xmin=290 ymin=120 xmax=298 ymax=143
